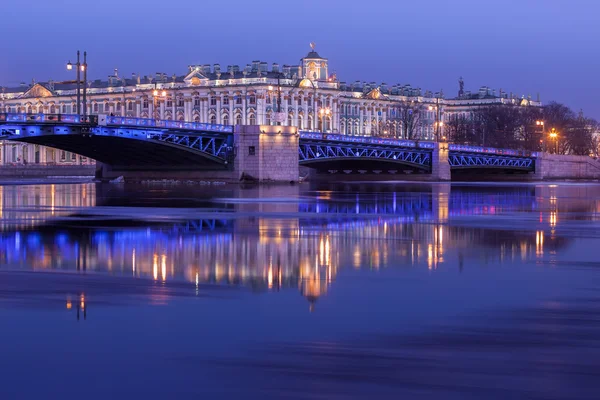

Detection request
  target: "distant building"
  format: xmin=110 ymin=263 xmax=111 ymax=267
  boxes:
xmin=0 ymin=45 xmax=540 ymax=165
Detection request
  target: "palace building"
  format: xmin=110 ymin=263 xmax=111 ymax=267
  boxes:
xmin=0 ymin=45 xmax=541 ymax=165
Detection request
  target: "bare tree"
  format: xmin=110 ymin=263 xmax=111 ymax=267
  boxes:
xmin=518 ymin=106 xmax=544 ymax=152
xmin=565 ymin=116 xmax=597 ymax=156
xmin=446 ymin=114 xmax=475 ymax=144
xmin=473 ymin=105 xmax=523 ymax=148
xmin=397 ymin=100 xmax=424 ymax=140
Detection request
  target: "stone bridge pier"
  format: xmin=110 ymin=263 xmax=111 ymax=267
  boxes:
xmin=534 ymin=153 xmax=600 ymax=180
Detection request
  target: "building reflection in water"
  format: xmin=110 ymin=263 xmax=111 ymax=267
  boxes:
xmin=1 ymin=182 xmax=596 ymax=310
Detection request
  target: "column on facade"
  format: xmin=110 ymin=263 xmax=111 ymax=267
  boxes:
xmin=332 ymin=99 xmax=339 ymax=133
xmin=359 ymin=106 xmax=364 ymax=135
xmin=135 ymin=101 xmax=141 ymax=118
xmin=242 ymin=91 xmax=247 ymax=125
xmin=184 ymin=98 xmax=192 ymax=121
xmin=292 ymin=95 xmax=298 ymax=128
xmin=216 ymin=95 xmax=222 ymax=124
xmin=202 ymin=98 xmax=209 ymax=122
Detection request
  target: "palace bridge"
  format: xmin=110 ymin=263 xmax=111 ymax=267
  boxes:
xmin=1 ymin=112 xmax=596 ymax=181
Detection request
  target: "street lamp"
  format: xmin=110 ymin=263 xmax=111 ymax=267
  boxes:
xmin=66 ymin=51 xmax=88 ymax=121
xmin=429 ymin=96 xmax=442 ymax=141
xmin=549 ymin=128 xmax=558 ymax=154
xmin=536 ymin=120 xmax=545 ymax=151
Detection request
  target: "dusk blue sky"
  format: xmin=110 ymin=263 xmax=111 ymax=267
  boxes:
xmin=1 ymin=0 xmax=597 ymax=117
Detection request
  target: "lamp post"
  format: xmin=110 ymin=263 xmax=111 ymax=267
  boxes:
xmin=66 ymin=51 xmax=81 ymax=116
xmin=67 ymin=51 xmax=87 ymax=121
xmin=428 ymin=96 xmax=442 ymax=142
xmin=549 ymin=128 xmax=558 ymax=154
xmin=536 ymin=120 xmax=545 ymax=151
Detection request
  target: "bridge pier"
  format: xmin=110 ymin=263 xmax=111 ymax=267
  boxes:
xmin=432 ymin=142 xmax=451 ymax=181
xmin=534 ymin=152 xmax=600 ymax=180
xmin=234 ymin=125 xmax=299 ymax=183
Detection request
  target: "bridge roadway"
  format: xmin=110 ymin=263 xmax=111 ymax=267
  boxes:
xmin=0 ymin=113 xmax=537 ymax=176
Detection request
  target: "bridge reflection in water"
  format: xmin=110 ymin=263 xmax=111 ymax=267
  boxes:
xmin=0 ymin=182 xmax=592 ymax=310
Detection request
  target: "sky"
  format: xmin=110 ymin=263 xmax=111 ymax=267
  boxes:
xmin=0 ymin=0 xmax=598 ymax=117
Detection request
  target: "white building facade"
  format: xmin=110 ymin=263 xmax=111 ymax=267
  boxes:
xmin=0 ymin=46 xmax=541 ymax=165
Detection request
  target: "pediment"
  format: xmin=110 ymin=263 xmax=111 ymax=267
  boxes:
xmin=20 ymin=83 xmax=54 ymax=99
xmin=364 ymin=88 xmax=387 ymax=100
xmin=184 ymin=69 xmax=209 ymax=86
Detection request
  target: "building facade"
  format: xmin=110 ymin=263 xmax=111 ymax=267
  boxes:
xmin=0 ymin=46 xmax=541 ymax=165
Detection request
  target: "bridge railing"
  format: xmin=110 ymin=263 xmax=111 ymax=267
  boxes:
xmin=102 ymin=115 xmax=233 ymax=134
xmin=299 ymin=131 xmax=436 ymax=149
xmin=0 ymin=113 xmax=84 ymax=124
xmin=0 ymin=113 xmax=233 ymax=135
xmin=449 ymin=144 xmax=538 ymax=158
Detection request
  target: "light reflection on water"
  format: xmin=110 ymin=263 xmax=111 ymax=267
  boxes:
xmin=2 ymin=182 xmax=600 ymax=398
xmin=0 ymin=182 xmax=596 ymax=308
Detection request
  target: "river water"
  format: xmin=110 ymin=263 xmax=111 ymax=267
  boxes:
xmin=0 ymin=181 xmax=599 ymax=399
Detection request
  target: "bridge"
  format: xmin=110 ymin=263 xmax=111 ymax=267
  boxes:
xmin=1 ymin=112 xmax=586 ymax=181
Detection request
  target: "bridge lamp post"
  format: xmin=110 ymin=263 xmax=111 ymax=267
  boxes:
xmin=66 ymin=51 xmax=87 ymax=121
xmin=429 ymin=103 xmax=443 ymax=142
xmin=536 ymin=120 xmax=545 ymax=151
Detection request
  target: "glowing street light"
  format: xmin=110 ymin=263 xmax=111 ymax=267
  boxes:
xmin=549 ymin=128 xmax=558 ymax=153
xmin=65 ymin=51 xmax=87 ymax=117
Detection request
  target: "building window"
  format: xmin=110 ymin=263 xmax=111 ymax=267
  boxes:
xmin=307 ymin=98 xmax=312 ymax=107
xmin=248 ymin=146 xmax=255 ymax=156
xmin=266 ymin=94 xmax=271 ymax=104
xmin=210 ymin=97 xmax=217 ymax=106
xmin=93 ymin=103 xmax=99 ymax=112
xmin=235 ymin=96 xmax=242 ymax=105
xmin=235 ymin=114 xmax=242 ymax=125
xmin=50 ymin=105 xmax=56 ymax=113
xmin=298 ymin=98 xmax=302 ymax=106
xmin=287 ymin=97 xmax=292 ymax=105
xmin=178 ymin=99 xmax=184 ymax=107
xmin=143 ymin=99 xmax=149 ymax=109
xmin=60 ymin=151 xmax=66 ymax=161
xmin=288 ymin=114 xmax=293 ymax=126
xmin=194 ymin=115 xmax=200 ymax=122
xmin=167 ymin=99 xmax=173 ymax=108
xmin=210 ymin=115 xmax=216 ymax=125
xmin=249 ymin=95 xmax=256 ymax=105
xmin=249 ymin=114 xmax=256 ymax=125
xmin=266 ymin=113 xmax=271 ymax=125
xmin=223 ymin=115 xmax=229 ymax=125
xmin=62 ymin=105 xmax=67 ymax=113
xmin=194 ymin=98 xmax=200 ymax=107
xmin=298 ymin=116 xmax=303 ymax=129
xmin=128 ymin=102 xmax=133 ymax=111
xmin=223 ymin=96 xmax=229 ymax=105
xmin=116 ymin=103 xmax=121 ymax=111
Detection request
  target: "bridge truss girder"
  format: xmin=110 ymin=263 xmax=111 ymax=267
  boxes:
xmin=0 ymin=123 xmax=233 ymax=165
xmin=448 ymin=153 xmax=535 ymax=170
xmin=299 ymin=142 xmax=432 ymax=170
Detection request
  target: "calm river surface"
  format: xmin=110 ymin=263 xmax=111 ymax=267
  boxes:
xmin=1 ymin=181 xmax=600 ymax=399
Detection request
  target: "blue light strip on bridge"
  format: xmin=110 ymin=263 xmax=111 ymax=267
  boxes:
xmin=105 ymin=116 xmax=233 ymax=134
xmin=299 ymin=131 xmax=436 ymax=149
